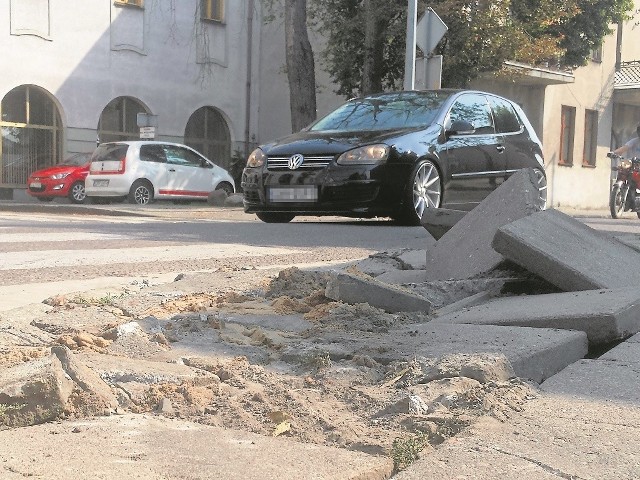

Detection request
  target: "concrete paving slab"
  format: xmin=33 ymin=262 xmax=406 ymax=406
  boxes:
xmin=307 ymin=323 xmax=587 ymax=384
xmin=420 ymin=208 xmax=467 ymax=240
xmin=393 ymin=394 xmax=640 ymax=480
xmin=326 ymin=271 xmax=432 ymax=313
xmin=424 ymin=169 xmax=542 ymax=281
xmin=432 ymin=287 xmax=640 ymax=345
xmin=375 ymin=269 xmax=428 ymax=285
xmin=0 ymin=414 xmax=393 ymax=480
xmin=541 ymin=359 xmax=640 ymax=404
xmin=492 ymin=208 xmax=640 ymax=291
xmin=600 ymin=340 xmax=640 ymax=365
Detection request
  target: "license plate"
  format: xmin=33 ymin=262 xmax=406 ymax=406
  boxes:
xmin=269 ymin=186 xmax=317 ymax=202
xmin=93 ymin=179 xmax=109 ymax=187
xmin=29 ymin=182 xmax=42 ymax=188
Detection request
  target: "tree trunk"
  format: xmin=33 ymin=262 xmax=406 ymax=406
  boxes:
xmin=285 ymin=0 xmax=317 ymax=132
xmin=361 ymin=0 xmax=385 ymax=95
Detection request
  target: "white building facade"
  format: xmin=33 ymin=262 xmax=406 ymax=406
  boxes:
xmin=0 ymin=0 xmax=261 ymax=193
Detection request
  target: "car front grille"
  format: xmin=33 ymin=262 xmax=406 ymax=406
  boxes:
xmin=267 ymin=155 xmax=334 ymax=171
xmin=243 ymin=190 xmax=260 ymax=202
xmin=324 ymin=184 xmax=379 ymax=203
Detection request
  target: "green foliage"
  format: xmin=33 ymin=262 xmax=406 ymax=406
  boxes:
xmin=310 ymin=0 xmax=634 ymax=93
xmin=391 ymin=432 xmax=430 ymax=471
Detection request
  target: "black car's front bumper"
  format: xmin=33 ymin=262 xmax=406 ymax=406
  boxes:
xmin=241 ymin=163 xmax=406 ymax=218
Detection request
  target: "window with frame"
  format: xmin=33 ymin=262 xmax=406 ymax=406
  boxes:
xmin=583 ymin=109 xmax=598 ymax=167
xmin=201 ymin=0 xmax=224 ymax=22
xmin=448 ymin=94 xmax=495 ymax=135
xmin=114 ymin=0 xmax=144 ymax=7
xmin=591 ymin=46 xmax=602 ymax=63
xmin=560 ymin=105 xmax=576 ymax=166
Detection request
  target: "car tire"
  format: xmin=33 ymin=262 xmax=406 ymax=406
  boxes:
xmin=68 ymin=181 xmax=86 ymax=204
xmin=37 ymin=197 xmax=54 ymax=202
xmin=256 ymin=212 xmax=295 ymax=223
xmin=215 ymin=182 xmax=234 ymax=196
xmin=128 ymin=180 xmax=153 ymax=205
xmin=396 ymin=160 xmax=442 ymax=226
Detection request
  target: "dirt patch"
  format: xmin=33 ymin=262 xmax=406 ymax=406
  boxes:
xmin=3 ymin=262 xmax=540 ymax=472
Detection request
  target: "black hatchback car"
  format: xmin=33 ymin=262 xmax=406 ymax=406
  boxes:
xmin=242 ymin=89 xmax=546 ymax=225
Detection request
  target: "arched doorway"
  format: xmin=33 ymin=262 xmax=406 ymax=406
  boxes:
xmin=184 ymin=106 xmax=231 ymax=170
xmin=98 ymin=97 xmax=148 ymax=143
xmin=0 ymin=85 xmax=63 ymax=186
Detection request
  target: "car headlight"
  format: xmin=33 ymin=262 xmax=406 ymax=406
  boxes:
xmin=337 ymin=144 xmax=389 ymax=165
xmin=246 ymin=148 xmax=266 ymax=168
xmin=50 ymin=172 xmax=70 ymax=180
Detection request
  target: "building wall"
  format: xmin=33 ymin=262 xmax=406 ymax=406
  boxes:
xmin=0 ymin=0 xmax=259 ymax=169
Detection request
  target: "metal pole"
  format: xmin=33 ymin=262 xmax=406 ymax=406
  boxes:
xmin=403 ymin=0 xmax=417 ymax=91
xmin=244 ymin=0 xmax=255 ymax=159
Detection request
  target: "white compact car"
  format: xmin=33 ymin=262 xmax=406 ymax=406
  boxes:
xmin=85 ymin=141 xmax=235 ymax=205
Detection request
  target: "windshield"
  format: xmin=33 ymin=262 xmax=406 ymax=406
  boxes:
xmin=59 ymin=152 xmax=92 ymax=166
xmin=310 ymin=91 xmax=451 ymax=132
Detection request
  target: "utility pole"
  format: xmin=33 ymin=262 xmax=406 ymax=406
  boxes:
xmin=403 ymin=0 xmax=418 ymax=90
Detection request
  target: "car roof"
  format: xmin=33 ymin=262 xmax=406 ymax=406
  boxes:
xmin=97 ymin=141 xmax=189 ymax=147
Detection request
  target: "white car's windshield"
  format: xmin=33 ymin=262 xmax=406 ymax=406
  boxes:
xmin=310 ymin=91 xmax=451 ymax=132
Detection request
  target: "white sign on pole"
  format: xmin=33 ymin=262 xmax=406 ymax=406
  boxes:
xmin=416 ymin=7 xmax=447 ymax=55
xmin=140 ymin=126 xmax=156 ymax=139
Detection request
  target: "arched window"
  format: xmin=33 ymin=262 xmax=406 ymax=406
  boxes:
xmin=184 ymin=106 xmax=231 ymax=170
xmin=98 ymin=97 xmax=148 ymax=143
xmin=0 ymin=85 xmax=62 ymax=185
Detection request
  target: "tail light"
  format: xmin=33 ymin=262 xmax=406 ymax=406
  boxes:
xmin=90 ymin=156 xmax=126 ymax=174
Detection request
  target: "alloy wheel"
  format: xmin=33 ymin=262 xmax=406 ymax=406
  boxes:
xmin=533 ymin=168 xmax=547 ymax=210
xmin=412 ymin=161 xmax=441 ymax=220
xmin=69 ymin=182 xmax=86 ymax=203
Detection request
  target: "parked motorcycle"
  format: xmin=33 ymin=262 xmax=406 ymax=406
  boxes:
xmin=608 ymin=152 xmax=640 ymax=219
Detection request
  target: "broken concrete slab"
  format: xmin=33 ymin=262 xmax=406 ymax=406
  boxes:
xmin=424 ymin=168 xmax=543 ymax=281
xmin=51 ymin=345 xmax=119 ymax=411
xmin=0 ymin=414 xmax=394 ymax=480
xmin=325 ymin=271 xmax=432 ymax=313
xmin=397 ymin=249 xmax=428 ymax=270
xmin=432 ymin=287 xmax=640 ymax=345
xmin=420 ymin=207 xmax=467 ymax=240
xmin=296 ymin=323 xmax=587 ymax=384
xmin=432 ymin=290 xmax=494 ymax=317
xmin=394 ymin=394 xmax=640 ymax=480
xmin=0 ymin=353 xmax=74 ymax=427
xmin=492 ymin=208 xmax=640 ymax=291
xmin=541 ymin=359 xmax=640 ymax=404
xmin=600 ymin=339 xmax=640 ymax=365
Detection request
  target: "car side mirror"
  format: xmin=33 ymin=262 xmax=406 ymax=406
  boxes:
xmin=201 ymin=159 xmax=213 ymax=168
xmin=446 ymin=120 xmax=476 ymax=137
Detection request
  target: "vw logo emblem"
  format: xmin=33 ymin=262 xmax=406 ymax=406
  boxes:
xmin=288 ymin=154 xmax=304 ymax=170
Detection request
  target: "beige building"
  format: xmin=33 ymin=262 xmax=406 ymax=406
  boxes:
xmin=471 ymin=7 xmax=640 ymax=210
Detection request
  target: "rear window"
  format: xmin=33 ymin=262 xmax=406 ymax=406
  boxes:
xmin=488 ymin=96 xmax=522 ymax=133
xmin=91 ymin=144 xmax=128 ymax=162
xmin=310 ymin=91 xmax=451 ymax=132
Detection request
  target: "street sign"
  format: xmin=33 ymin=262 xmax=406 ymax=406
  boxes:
xmin=416 ymin=8 xmax=447 ymax=55
xmin=140 ymin=126 xmax=156 ymax=139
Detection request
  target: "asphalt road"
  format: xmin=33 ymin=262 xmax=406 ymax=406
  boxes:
xmin=1 ymin=202 xmax=639 ymax=311
xmin=0 ymin=206 xmax=428 ymax=309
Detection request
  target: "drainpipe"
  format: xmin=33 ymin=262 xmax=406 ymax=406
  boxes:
xmin=244 ymin=0 xmax=255 ymax=158
xmin=615 ymin=21 xmax=623 ymax=71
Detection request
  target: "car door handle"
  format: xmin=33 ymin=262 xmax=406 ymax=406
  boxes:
xmin=496 ymin=145 xmax=505 ymax=153
xmin=168 ymin=168 xmax=176 ymax=172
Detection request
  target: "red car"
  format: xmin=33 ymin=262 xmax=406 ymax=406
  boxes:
xmin=27 ymin=153 xmax=92 ymax=204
